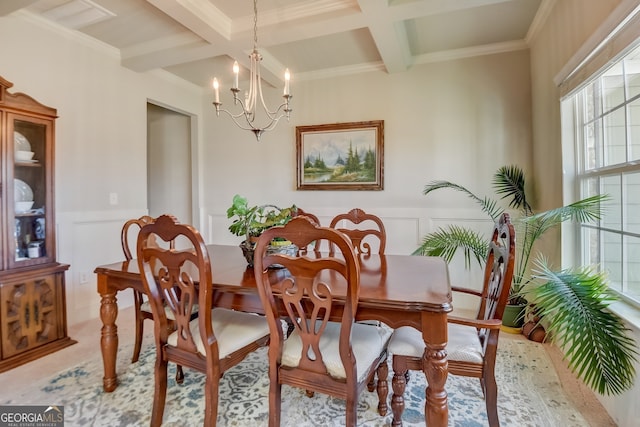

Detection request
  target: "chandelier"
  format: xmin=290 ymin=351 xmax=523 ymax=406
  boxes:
xmin=212 ymin=0 xmax=292 ymax=141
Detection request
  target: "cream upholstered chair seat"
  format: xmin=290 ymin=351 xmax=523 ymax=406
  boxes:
xmin=168 ymin=307 xmax=271 ymax=358
xmin=388 ymin=324 xmax=484 ymax=365
xmin=282 ymin=321 xmax=392 ymax=381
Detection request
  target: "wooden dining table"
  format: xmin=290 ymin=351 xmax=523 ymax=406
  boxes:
xmin=94 ymin=244 xmax=453 ymax=426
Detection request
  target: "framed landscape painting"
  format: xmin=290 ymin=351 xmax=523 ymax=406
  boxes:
xmin=296 ymin=120 xmax=384 ymax=190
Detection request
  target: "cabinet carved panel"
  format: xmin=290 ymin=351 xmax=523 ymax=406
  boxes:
xmin=1 ymin=275 xmax=61 ymax=359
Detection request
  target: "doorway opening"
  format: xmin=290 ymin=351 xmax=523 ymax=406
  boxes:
xmin=146 ymin=102 xmax=196 ymax=226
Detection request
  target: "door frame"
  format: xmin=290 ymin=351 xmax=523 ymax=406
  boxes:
xmin=146 ymin=100 xmax=200 ymax=230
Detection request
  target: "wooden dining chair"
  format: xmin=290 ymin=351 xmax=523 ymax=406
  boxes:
xmin=331 ymin=208 xmax=386 ymax=331
xmin=121 ymin=215 xmax=198 ymax=381
xmin=121 ymin=215 xmax=162 ymax=364
xmin=382 ymin=212 xmax=515 ymax=427
xmin=253 ymin=216 xmax=392 ymax=427
xmin=329 ymin=208 xmax=386 ymax=255
xmin=136 ymin=214 xmax=271 ymax=427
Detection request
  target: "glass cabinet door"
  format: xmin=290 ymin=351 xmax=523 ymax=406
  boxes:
xmin=8 ymin=114 xmax=53 ymax=268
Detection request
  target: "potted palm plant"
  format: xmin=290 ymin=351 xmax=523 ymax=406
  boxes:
xmin=415 ymin=165 xmax=637 ymax=395
xmin=226 ymin=194 xmax=297 ymax=266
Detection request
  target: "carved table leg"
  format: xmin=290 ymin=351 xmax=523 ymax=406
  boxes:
xmin=422 ymin=312 xmax=448 ymax=427
xmin=98 ymin=275 xmax=119 ymax=392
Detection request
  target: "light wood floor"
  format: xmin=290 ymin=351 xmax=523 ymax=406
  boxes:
xmin=541 ymin=336 xmax=617 ymax=426
xmin=0 ymin=307 xmax=616 ymax=426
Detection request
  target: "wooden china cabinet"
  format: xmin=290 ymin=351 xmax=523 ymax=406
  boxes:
xmin=0 ymin=76 xmax=75 ymax=372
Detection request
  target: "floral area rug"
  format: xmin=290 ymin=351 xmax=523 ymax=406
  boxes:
xmin=3 ymin=336 xmax=587 ymax=426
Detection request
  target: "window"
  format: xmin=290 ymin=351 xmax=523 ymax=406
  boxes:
xmin=568 ymin=43 xmax=640 ymax=306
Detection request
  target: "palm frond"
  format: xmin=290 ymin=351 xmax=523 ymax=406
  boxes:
xmin=412 ymin=225 xmax=489 ymax=269
xmin=524 ymin=194 xmax=607 ymax=229
xmin=513 ymin=194 xmax=608 ymax=288
xmin=493 ymin=165 xmax=532 ymax=214
xmin=527 ymin=258 xmax=638 ymax=395
xmin=423 ymin=181 xmax=502 ymax=221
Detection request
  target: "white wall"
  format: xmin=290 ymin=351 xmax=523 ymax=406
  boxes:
xmin=0 ymin=11 xmax=205 ymax=324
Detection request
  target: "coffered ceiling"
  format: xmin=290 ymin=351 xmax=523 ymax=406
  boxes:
xmin=2 ymin=0 xmax=546 ymax=89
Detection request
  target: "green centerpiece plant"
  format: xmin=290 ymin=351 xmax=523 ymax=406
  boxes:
xmin=227 ymin=194 xmax=297 ymax=265
xmin=414 ymin=165 xmax=637 ymax=396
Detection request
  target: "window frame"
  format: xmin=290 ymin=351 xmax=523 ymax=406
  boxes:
xmin=565 ymin=43 xmax=640 ymax=308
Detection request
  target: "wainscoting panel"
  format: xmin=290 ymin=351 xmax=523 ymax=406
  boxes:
xmin=57 ymin=210 xmax=147 ymax=325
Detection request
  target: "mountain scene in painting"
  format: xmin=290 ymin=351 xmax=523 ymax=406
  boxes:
xmin=302 ymin=128 xmax=376 ymax=183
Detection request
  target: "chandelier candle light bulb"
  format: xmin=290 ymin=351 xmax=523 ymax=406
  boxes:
xmin=284 ymin=69 xmax=290 ymax=95
xmin=213 ymin=78 xmax=219 ymax=103
xmin=233 ymin=61 xmax=239 ymax=89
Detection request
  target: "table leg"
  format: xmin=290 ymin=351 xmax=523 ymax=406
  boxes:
xmin=98 ymin=274 xmax=119 ymax=392
xmin=422 ymin=313 xmax=448 ymax=427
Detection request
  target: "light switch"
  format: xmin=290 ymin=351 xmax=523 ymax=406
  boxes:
xmin=109 ymin=192 xmax=118 ymax=205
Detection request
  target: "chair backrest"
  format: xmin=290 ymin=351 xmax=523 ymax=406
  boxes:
xmin=122 ymin=215 xmax=176 ymax=261
xmin=293 ymin=207 xmax=320 ymax=226
xmin=329 ymin=208 xmax=386 ymax=255
xmin=292 ymin=207 xmax=322 ymax=253
xmin=121 ymin=215 xmax=155 ymax=261
xmin=253 ymin=216 xmax=361 ymax=379
xmin=477 ymin=212 xmax=516 ymax=324
xmin=136 ymin=215 xmax=214 ymax=357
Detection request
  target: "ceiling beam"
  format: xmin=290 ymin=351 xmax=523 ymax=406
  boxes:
xmin=144 ymin=0 xmax=286 ymax=86
xmin=358 ymin=0 xmax=411 ymax=73
xmin=146 ymin=0 xmax=231 ymax=43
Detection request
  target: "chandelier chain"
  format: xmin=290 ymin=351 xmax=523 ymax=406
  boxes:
xmin=253 ymin=0 xmax=258 ymax=49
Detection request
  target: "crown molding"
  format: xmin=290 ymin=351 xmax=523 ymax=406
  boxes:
xmin=414 ymin=40 xmax=528 ymax=65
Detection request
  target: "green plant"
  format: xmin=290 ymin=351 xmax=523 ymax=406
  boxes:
xmin=529 ymin=261 xmax=637 ymax=395
xmin=226 ymin=194 xmax=296 ymax=240
xmin=415 ymin=165 xmax=637 ymax=395
xmin=416 ymin=165 xmax=601 ymax=303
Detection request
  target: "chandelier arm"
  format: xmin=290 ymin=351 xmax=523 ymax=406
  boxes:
xmin=246 ymin=105 xmax=289 ymax=132
xmin=214 ymin=96 xmax=290 ymax=130
xmin=246 ymin=51 xmax=259 ymax=114
xmin=214 ymin=106 xmax=264 ymax=132
xmin=254 ymin=111 xmax=288 ymax=133
xmin=259 ymin=95 xmax=288 ymax=119
xmin=233 ymin=86 xmax=255 ymax=123
xmin=214 ymin=94 xmax=251 ymax=121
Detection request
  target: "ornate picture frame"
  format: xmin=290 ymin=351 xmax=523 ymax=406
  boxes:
xmin=296 ymin=120 xmax=384 ymax=190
